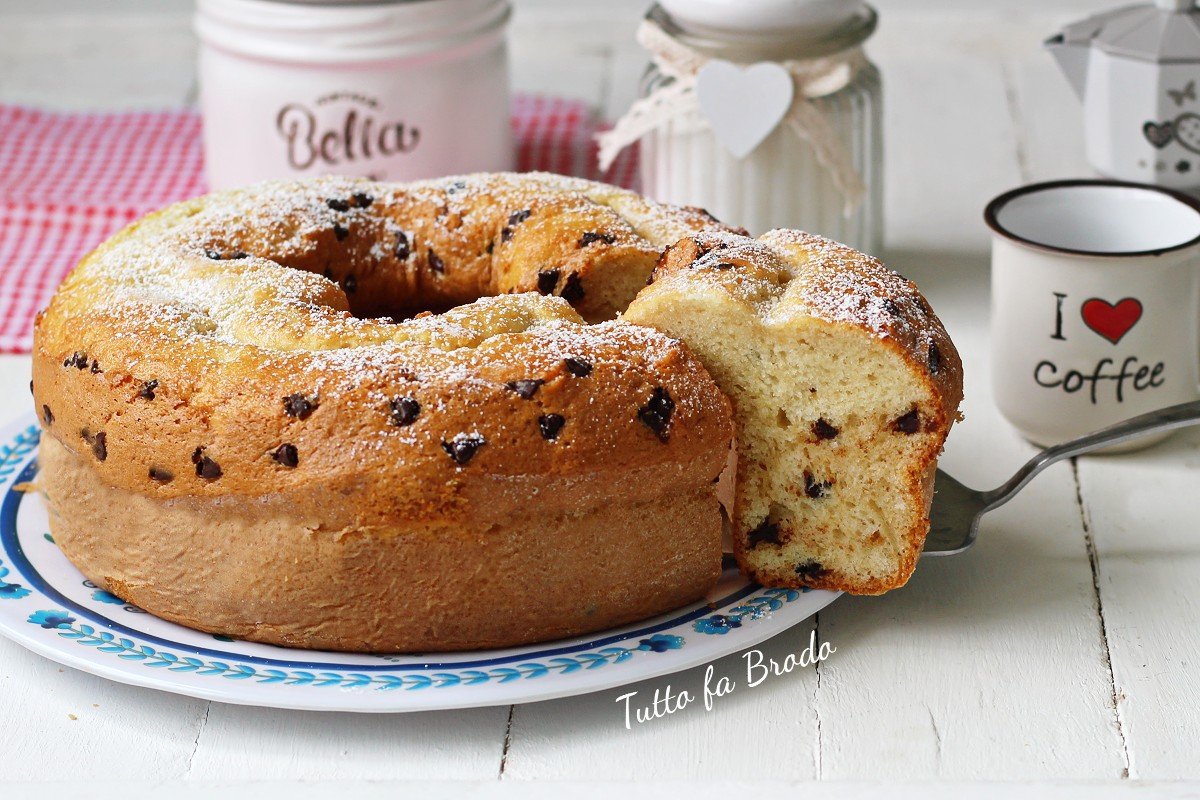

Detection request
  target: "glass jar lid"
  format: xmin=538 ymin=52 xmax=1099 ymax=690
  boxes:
xmin=651 ymin=0 xmax=877 ymax=61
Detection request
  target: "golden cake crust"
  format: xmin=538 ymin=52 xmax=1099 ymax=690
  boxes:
xmin=31 ymin=173 xmax=737 ymax=652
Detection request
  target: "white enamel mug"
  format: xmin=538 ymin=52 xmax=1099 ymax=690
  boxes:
xmin=985 ymin=180 xmax=1200 ymax=451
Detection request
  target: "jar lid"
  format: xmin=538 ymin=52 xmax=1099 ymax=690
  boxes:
xmin=652 ymin=0 xmax=876 ymax=61
xmin=196 ymin=0 xmax=510 ymax=63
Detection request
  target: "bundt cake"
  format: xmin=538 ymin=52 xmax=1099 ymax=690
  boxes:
xmin=32 ymin=172 xmax=963 ymax=654
xmin=624 ymin=229 xmax=963 ymax=594
xmin=31 ymin=173 xmax=737 ymax=652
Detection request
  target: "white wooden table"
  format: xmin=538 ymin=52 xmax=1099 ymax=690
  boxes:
xmin=2 ymin=0 xmax=1198 ymax=795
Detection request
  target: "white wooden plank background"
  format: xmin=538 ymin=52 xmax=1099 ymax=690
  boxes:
xmin=1 ymin=0 xmax=1198 ymax=792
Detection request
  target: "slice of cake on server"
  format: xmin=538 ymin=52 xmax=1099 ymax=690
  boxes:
xmin=624 ymin=229 xmax=963 ymax=594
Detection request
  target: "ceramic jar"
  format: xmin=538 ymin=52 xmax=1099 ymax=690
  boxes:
xmin=195 ymin=0 xmax=513 ymax=190
xmin=636 ymin=0 xmax=883 ymax=253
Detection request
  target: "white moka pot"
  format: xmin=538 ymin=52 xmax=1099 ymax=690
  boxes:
xmin=1047 ymin=0 xmax=1200 ymax=191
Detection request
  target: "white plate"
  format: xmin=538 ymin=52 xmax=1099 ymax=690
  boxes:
xmin=0 ymin=413 xmax=839 ymax=712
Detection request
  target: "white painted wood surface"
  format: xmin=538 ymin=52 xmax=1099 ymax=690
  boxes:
xmin=1 ymin=0 xmax=1198 ymax=792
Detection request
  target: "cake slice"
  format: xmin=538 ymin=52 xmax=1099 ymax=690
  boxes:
xmin=623 ymin=229 xmax=963 ymax=594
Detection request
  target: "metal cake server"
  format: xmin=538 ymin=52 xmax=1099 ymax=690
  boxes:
xmin=923 ymin=399 xmax=1200 ymax=556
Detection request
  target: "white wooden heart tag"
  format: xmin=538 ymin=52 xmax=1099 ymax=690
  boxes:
xmin=695 ymin=60 xmax=794 ymax=159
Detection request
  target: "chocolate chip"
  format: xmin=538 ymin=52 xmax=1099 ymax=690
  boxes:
xmin=508 ymin=209 xmax=531 ymax=226
xmin=343 ymin=274 xmax=357 ymax=294
xmin=395 ymin=231 xmax=411 ymax=260
xmin=389 ymin=396 xmax=420 ymax=427
xmin=713 ymin=262 xmax=735 ymax=270
xmin=138 ymin=379 xmax=159 ymax=400
xmin=486 ymin=241 xmax=494 ymax=255
xmin=563 ymin=357 xmax=592 ymax=377
xmin=536 ymin=269 xmax=560 ymax=295
xmin=501 ymin=227 xmax=514 ymax=243
xmin=148 ymin=467 xmax=173 ymax=483
xmin=804 ymin=471 xmax=831 ymax=499
xmin=447 ymin=180 xmax=467 ymax=193
xmin=928 ymin=341 xmax=941 ymax=374
xmin=638 ymin=386 xmax=675 ymax=443
xmin=192 ymin=447 xmax=221 ymax=480
xmin=89 ymin=431 xmax=107 ymax=462
xmin=333 ymin=223 xmax=349 ymax=241
xmin=538 ymin=413 xmax=565 ymax=440
xmin=794 ymin=561 xmax=828 ymax=580
xmin=882 ymin=298 xmax=902 ymax=316
xmin=272 ymin=443 xmax=299 ymax=468
xmin=327 ymin=198 xmax=350 ymax=212
xmin=41 ymin=404 xmax=53 ymax=425
xmin=351 ymin=192 xmax=373 ymax=208
xmin=747 ymin=519 xmax=781 ymax=548
xmin=90 ymin=359 xmax=101 ymax=374
xmin=64 ymin=351 xmax=88 ymax=369
xmin=282 ymin=393 xmax=318 ymax=419
xmin=812 ymin=418 xmax=839 ymax=440
xmin=894 ymin=409 xmax=920 ymax=434
xmin=560 ymin=272 xmax=585 ymax=304
xmin=442 ymin=432 xmax=486 ymax=465
xmin=506 ymin=379 xmax=543 ymax=399
xmin=428 ymin=249 xmax=444 ymax=274
xmin=203 ymin=248 xmax=247 ymax=260
xmin=578 ymin=231 xmax=617 ymax=247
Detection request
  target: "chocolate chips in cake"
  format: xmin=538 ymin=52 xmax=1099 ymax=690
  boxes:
xmin=272 ymin=443 xmax=300 ymax=468
xmin=804 ymin=472 xmax=831 ymax=499
xmin=283 ymin=393 xmax=319 ymax=420
xmin=506 ymin=379 xmax=543 ymax=399
xmin=192 ymin=447 xmax=222 ymax=480
xmin=812 ymin=418 xmax=839 ymax=440
xmin=563 ymin=357 xmax=592 ymax=377
xmin=747 ymin=519 xmax=781 ymax=548
xmin=443 ymin=433 xmax=485 ymax=465
xmin=637 ymin=387 xmax=675 ymax=443
xmin=538 ymin=413 xmax=565 ymax=441
xmin=389 ymin=396 xmax=421 ymax=427
xmin=395 ymin=231 xmax=411 ymax=260
xmin=537 ymin=269 xmax=560 ymax=295
xmin=894 ymin=409 xmax=921 ymax=434
xmin=578 ymin=231 xmax=616 ymax=248
xmin=428 ymin=249 xmax=445 ymax=274
xmin=560 ymin=273 xmax=585 ymax=303
xmin=81 ymin=429 xmax=107 ymax=462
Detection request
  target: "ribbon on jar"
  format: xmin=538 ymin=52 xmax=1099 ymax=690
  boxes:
xmin=597 ymin=18 xmax=869 ymax=216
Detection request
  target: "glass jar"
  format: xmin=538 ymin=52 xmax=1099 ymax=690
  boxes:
xmin=638 ymin=2 xmax=883 ymax=254
xmin=195 ymin=0 xmax=513 ymax=190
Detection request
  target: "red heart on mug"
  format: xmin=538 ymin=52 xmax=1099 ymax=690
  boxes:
xmin=1081 ymin=297 xmax=1143 ymax=345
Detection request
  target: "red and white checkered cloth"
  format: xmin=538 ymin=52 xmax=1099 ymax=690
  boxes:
xmin=0 ymin=95 xmax=640 ymax=354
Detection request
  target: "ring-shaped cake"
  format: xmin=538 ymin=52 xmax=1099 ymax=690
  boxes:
xmin=32 ymin=173 xmax=739 ymax=652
